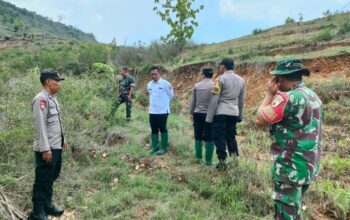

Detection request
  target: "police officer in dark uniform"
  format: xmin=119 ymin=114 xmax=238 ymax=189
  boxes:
xmin=29 ymin=71 xmax=68 ymax=220
xmin=109 ymin=67 xmax=135 ymax=121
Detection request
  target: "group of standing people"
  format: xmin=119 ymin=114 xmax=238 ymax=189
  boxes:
xmin=29 ymin=57 xmax=322 ymax=220
xmin=189 ymin=58 xmax=245 ymax=169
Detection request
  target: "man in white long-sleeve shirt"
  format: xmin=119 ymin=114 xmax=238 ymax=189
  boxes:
xmin=147 ymin=66 xmax=174 ymax=155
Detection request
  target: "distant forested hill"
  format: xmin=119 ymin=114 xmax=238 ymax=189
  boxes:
xmin=0 ymin=0 xmax=96 ymax=43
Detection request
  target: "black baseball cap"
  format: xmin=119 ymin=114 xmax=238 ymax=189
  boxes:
xmin=40 ymin=71 xmax=65 ymax=81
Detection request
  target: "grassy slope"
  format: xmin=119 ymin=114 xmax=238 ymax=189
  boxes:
xmin=0 ymin=7 xmax=349 ymax=220
xmin=177 ymin=12 xmax=350 ymax=67
xmin=0 ymin=0 xmax=96 ymax=43
xmin=1 ymin=69 xmax=349 ymax=219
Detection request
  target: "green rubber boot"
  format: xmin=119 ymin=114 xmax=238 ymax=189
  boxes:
xmin=205 ymin=142 xmax=214 ymax=166
xmin=157 ymin=133 xmax=169 ymax=155
xmin=150 ymin=134 xmax=159 ymax=155
xmin=195 ymin=140 xmax=203 ymax=163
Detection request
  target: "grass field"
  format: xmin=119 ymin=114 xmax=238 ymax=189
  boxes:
xmin=0 ymin=70 xmax=349 ymax=219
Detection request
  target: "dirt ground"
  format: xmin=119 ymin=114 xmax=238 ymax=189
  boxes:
xmin=159 ymin=54 xmax=350 ymax=110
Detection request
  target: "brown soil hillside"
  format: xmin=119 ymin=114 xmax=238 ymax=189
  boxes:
xmin=163 ymin=54 xmax=350 ymax=110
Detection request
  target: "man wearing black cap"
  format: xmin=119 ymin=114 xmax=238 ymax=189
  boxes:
xmin=206 ymin=58 xmax=245 ymax=170
xmin=29 ymin=71 xmax=68 ymax=220
xmin=189 ymin=68 xmax=215 ymax=165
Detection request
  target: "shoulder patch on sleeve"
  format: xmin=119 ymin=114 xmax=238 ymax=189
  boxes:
xmin=259 ymin=92 xmax=289 ymax=124
xmin=39 ymin=99 xmax=47 ymax=110
xmin=212 ymin=77 xmax=221 ymax=95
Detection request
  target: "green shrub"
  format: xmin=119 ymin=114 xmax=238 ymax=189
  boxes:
xmin=252 ymin=28 xmax=264 ymax=35
xmin=228 ymin=48 xmax=234 ymax=55
xmin=306 ymin=78 xmax=350 ymax=103
xmin=170 ymin=97 xmax=182 ymax=114
xmin=285 ymin=17 xmax=295 ymax=25
xmin=135 ymin=91 xmax=148 ymax=107
xmin=316 ymin=28 xmax=333 ymax=41
xmin=92 ymin=63 xmax=114 ymax=74
xmin=338 ymin=20 xmax=350 ymax=35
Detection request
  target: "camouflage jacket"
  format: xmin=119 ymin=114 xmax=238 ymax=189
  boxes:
xmin=119 ymin=74 xmax=135 ymax=94
xmin=259 ymin=83 xmax=323 ymax=185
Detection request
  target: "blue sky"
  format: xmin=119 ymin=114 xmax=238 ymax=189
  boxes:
xmin=5 ymin=0 xmax=350 ymax=45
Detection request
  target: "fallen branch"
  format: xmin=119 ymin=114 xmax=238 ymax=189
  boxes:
xmin=0 ymin=187 xmax=27 ymax=220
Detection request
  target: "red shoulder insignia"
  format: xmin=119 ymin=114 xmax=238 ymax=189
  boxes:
xmin=39 ymin=99 xmax=46 ymax=110
xmin=259 ymin=91 xmax=289 ymax=124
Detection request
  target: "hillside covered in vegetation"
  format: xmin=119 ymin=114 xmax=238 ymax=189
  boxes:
xmin=0 ymin=0 xmax=96 ymax=43
xmin=179 ymin=11 xmax=350 ymax=67
xmin=0 ymin=2 xmax=349 ymax=220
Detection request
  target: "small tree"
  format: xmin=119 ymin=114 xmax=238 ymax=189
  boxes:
xmin=316 ymin=28 xmax=332 ymax=41
xmin=252 ymin=28 xmax=263 ymax=35
xmin=285 ymin=17 xmax=296 ymax=25
xmin=153 ymin=0 xmax=204 ymax=52
xmin=57 ymin=14 xmax=66 ymax=23
xmin=13 ymin=18 xmax=25 ymax=36
xmin=323 ymin=9 xmax=332 ymax=21
xmin=298 ymin=13 xmax=303 ymax=25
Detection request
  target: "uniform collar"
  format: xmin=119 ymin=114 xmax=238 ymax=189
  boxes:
xmin=224 ymin=70 xmax=234 ymax=75
xmin=152 ymin=77 xmax=162 ymax=84
xmin=42 ymin=89 xmax=54 ymax=99
xmin=289 ymin=82 xmax=304 ymax=91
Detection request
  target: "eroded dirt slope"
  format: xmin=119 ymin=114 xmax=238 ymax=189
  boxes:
xmin=166 ymin=54 xmax=350 ymax=110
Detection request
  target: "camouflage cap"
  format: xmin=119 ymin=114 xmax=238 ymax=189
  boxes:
xmin=270 ymin=58 xmax=310 ymax=76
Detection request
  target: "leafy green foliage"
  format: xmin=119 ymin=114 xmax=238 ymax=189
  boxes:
xmin=92 ymin=63 xmax=114 ymax=74
xmin=316 ymin=28 xmax=333 ymax=41
xmin=114 ymin=40 xmax=180 ymax=67
xmin=338 ymin=20 xmax=350 ymax=35
xmin=0 ymin=41 xmax=115 ymax=75
xmin=153 ymin=0 xmax=204 ymax=51
xmin=252 ymin=28 xmax=264 ymax=35
xmin=285 ymin=16 xmax=296 ymax=25
xmin=0 ymin=0 xmax=96 ymax=42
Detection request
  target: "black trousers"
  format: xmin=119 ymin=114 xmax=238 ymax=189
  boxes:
xmin=212 ymin=115 xmax=239 ymax=161
xmin=32 ymin=149 xmax=62 ymax=204
xmin=149 ymin=114 xmax=168 ymax=134
xmin=193 ymin=112 xmax=212 ymax=142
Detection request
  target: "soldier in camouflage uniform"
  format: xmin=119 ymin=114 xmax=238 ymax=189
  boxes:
xmin=110 ymin=67 xmax=135 ymax=120
xmin=256 ymin=58 xmax=323 ymax=220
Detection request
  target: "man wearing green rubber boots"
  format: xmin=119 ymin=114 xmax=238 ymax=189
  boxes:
xmin=189 ymin=68 xmax=215 ymax=165
xmin=256 ymin=58 xmax=323 ymax=220
xmin=147 ymin=66 xmax=174 ymax=155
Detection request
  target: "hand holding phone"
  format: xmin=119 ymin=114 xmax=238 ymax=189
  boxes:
xmin=267 ymin=76 xmax=280 ymax=96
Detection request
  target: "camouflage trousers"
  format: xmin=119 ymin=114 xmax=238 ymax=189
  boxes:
xmin=272 ymin=181 xmax=309 ymax=220
xmin=110 ymin=94 xmax=132 ymax=118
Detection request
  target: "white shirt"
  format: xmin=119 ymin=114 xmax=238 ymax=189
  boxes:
xmin=147 ymin=78 xmax=174 ymax=114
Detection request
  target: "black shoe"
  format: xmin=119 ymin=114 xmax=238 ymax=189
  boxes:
xmin=228 ymin=151 xmax=239 ymax=157
xmin=216 ymin=160 xmax=227 ymax=171
xmin=28 ymin=212 xmax=49 ymax=220
xmin=44 ymin=203 xmax=64 ymax=217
